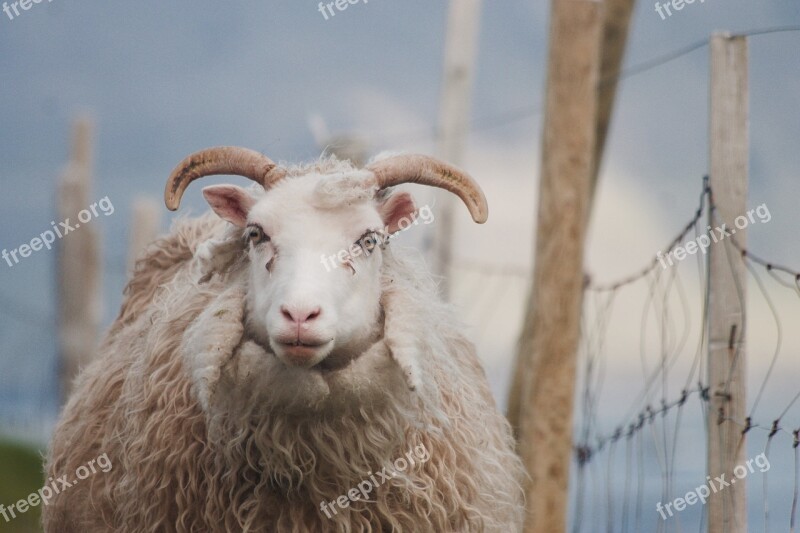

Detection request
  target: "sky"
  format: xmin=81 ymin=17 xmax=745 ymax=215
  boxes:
xmin=0 ymin=0 xmax=799 ymax=528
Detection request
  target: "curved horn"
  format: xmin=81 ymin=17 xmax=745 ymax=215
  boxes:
xmin=366 ymin=155 xmax=488 ymax=223
xmin=164 ymin=146 xmax=284 ymax=211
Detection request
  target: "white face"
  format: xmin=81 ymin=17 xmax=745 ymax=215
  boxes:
xmin=203 ymin=173 xmax=417 ymax=372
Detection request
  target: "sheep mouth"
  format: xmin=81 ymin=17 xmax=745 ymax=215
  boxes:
xmin=277 ymin=340 xmax=329 ymax=349
xmin=278 ymin=340 xmax=355 ymax=374
xmin=271 ymin=338 xmax=336 ymax=369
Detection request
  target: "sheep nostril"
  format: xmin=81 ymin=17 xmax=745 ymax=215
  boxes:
xmin=280 ymin=305 xmax=322 ymax=324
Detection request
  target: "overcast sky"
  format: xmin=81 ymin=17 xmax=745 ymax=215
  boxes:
xmin=1 ymin=0 xmax=799 ymax=527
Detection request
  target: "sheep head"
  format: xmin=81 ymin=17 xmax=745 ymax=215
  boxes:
xmin=165 ymin=146 xmax=488 ymax=380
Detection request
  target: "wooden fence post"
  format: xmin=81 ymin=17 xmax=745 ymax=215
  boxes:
xmin=57 ymin=116 xmax=101 ymax=402
xmin=508 ymin=2 xmax=605 ymax=531
xmin=127 ymin=197 xmax=161 ymax=272
xmin=707 ymin=32 xmax=749 ymax=533
xmin=432 ymin=0 xmax=482 ymax=298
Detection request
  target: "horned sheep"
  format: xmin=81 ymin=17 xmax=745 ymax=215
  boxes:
xmin=43 ymin=147 xmax=525 ymax=532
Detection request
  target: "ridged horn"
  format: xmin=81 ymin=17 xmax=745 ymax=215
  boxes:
xmin=164 ymin=146 xmax=284 ymax=211
xmin=366 ymin=155 xmax=488 ymax=223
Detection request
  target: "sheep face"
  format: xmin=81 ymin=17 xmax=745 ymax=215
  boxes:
xmin=202 ymin=171 xmax=418 ymax=374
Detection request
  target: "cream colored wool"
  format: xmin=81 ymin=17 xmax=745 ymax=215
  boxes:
xmin=44 ymin=168 xmax=525 ymax=532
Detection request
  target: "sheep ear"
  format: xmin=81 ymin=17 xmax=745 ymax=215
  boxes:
xmin=378 ymin=192 xmax=417 ymax=234
xmin=202 ymin=185 xmax=255 ymax=228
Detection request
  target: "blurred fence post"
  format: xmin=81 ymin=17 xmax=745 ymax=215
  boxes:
xmin=592 ymin=0 xmax=636 ymax=190
xmin=507 ymin=1 xmax=605 ymax=531
xmin=57 ymin=116 xmax=101 ymax=402
xmin=431 ymin=0 xmax=482 ymax=299
xmin=127 ymin=197 xmax=161 ymax=273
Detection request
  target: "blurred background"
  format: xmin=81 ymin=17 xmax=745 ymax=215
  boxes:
xmin=1 ymin=0 xmax=798 ymax=531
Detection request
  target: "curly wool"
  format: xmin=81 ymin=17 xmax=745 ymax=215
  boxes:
xmin=44 ymin=209 xmax=525 ymax=532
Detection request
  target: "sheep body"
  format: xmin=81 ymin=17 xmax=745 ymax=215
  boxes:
xmin=44 ymin=161 xmax=525 ymax=532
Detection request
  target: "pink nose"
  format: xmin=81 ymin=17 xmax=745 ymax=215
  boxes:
xmin=280 ymin=304 xmax=322 ymax=325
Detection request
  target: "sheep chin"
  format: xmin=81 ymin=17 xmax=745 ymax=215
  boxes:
xmin=210 ymin=335 xmax=409 ymax=419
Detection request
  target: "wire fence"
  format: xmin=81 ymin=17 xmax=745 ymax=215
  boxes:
xmin=570 ymin=176 xmax=800 ymax=532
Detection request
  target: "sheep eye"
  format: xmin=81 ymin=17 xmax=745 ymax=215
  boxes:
xmin=246 ymin=225 xmax=269 ymax=245
xmin=356 ymin=231 xmax=380 ymax=256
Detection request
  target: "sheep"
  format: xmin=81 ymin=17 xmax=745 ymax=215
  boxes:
xmin=43 ymin=146 xmax=526 ymax=532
